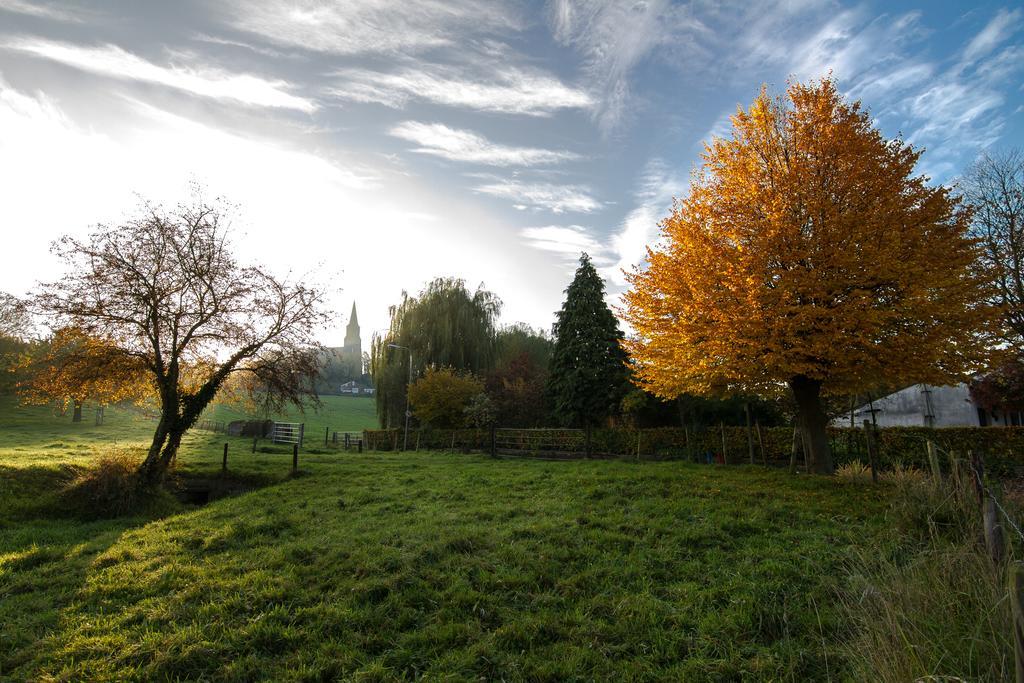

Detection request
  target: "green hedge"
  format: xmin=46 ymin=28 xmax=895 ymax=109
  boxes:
xmin=362 ymin=425 xmax=1024 ymax=475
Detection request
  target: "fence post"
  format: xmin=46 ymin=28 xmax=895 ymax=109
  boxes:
xmin=298 ymin=423 xmax=304 ymax=451
xmin=1010 ymin=563 xmax=1024 ymax=683
xmin=720 ymin=422 xmax=728 ymax=465
xmin=745 ymin=403 xmax=755 ymax=464
xmin=926 ymin=440 xmax=942 ymax=481
xmin=984 ymin=496 xmax=1006 ymax=566
xmin=490 ymin=424 xmax=497 ymax=458
xmin=252 ymin=436 xmax=257 ymax=454
xmin=415 ymin=430 xmax=421 ymax=451
xmin=222 ymin=442 xmax=228 ymax=474
xmin=864 ymin=421 xmax=878 ymax=483
xmin=358 ymin=438 xmax=363 ymax=453
xmin=636 ymin=429 xmax=642 ymax=461
xmin=585 ymin=425 xmax=593 ymax=459
xmin=684 ymin=425 xmax=691 ymax=462
xmin=789 ymin=424 xmax=799 ymax=474
xmin=292 ymin=443 xmax=298 ymax=473
xmin=325 ymin=427 xmax=329 ymax=446
xmin=755 ymin=420 xmax=766 ymax=466
xmin=971 ymin=451 xmax=985 ymax=506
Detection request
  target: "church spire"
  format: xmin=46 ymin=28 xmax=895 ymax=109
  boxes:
xmin=343 ymin=301 xmax=361 ymax=352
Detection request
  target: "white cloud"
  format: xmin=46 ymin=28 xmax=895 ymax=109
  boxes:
xmin=389 ymin=121 xmax=580 ymax=166
xmin=520 ymin=224 xmax=604 ymax=256
xmin=606 ymin=158 xmax=684 ymax=285
xmin=222 ymin=0 xmax=520 ymax=56
xmin=548 ymin=0 xmax=700 ymax=132
xmin=329 ymin=65 xmax=592 ymax=116
xmin=0 ymin=76 xmax=570 ymax=341
xmin=475 ymin=180 xmax=602 ymax=213
xmin=962 ymin=8 xmax=1022 ymax=65
xmin=0 ymin=0 xmax=87 ymax=22
xmin=3 ymin=37 xmax=316 ymax=112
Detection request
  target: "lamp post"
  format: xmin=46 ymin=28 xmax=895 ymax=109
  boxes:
xmin=388 ymin=343 xmax=412 ymax=451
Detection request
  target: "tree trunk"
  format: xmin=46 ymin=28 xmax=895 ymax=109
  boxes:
xmin=137 ymin=425 xmax=185 ymax=489
xmin=789 ymin=375 xmax=834 ymax=474
xmin=72 ymin=399 xmax=83 ymax=423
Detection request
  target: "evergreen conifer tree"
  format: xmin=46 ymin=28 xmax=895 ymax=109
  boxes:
xmin=546 ymin=253 xmax=628 ymax=427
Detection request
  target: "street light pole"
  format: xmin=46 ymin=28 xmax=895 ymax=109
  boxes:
xmin=388 ymin=343 xmax=412 ymax=451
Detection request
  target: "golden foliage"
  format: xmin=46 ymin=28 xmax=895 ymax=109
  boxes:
xmin=18 ymin=327 xmax=153 ymax=408
xmin=624 ymin=77 xmax=997 ymax=399
xmin=407 ymin=367 xmax=484 ymax=429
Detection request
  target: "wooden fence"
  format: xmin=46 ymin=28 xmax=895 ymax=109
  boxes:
xmin=359 ymin=424 xmax=1024 ymax=473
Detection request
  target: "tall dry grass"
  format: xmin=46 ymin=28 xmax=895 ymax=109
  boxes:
xmin=839 ymin=460 xmax=1016 ymax=681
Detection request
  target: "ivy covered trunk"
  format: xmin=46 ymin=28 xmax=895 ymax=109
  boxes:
xmin=789 ymin=375 xmax=834 ymax=474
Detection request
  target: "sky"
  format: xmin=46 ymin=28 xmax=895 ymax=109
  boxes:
xmin=0 ymin=0 xmax=1022 ymax=350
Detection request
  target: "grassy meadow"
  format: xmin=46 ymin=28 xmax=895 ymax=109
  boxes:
xmin=3 ymin=397 xmax=900 ymax=680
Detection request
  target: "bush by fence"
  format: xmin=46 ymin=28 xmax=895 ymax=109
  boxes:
xmin=361 ymin=425 xmax=1024 ymax=474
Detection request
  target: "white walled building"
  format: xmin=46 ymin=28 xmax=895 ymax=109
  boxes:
xmin=834 ymin=383 xmax=1024 ymax=428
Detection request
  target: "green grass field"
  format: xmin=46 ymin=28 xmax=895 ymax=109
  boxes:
xmin=1 ymin=397 xmax=896 ymax=681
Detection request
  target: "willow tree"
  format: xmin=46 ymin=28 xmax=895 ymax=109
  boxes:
xmin=36 ymin=195 xmax=327 ymax=487
xmin=371 ymin=278 xmax=501 ymax=428
xmin=623 ymin=77 xmax=996 ymax=474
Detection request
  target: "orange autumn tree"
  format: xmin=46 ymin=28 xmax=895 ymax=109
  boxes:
xmin=623 ymin=77 xmax=996 ymax=474
xmin=19 ymin=326 xmax=153 ymax=421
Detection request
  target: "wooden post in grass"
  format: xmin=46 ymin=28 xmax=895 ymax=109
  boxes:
xmin=926 ymin=440 xmax=942 ymax=481
xmin=222 ymin=442 xmax=228 ymax=474
xmin=864 ymin=421 xmax=878 ymax=483
xmin=720 ymin=422 xmax=728 ymax=465
xmin=252 ymin=436 xmax=257 ymax=453
xmin=684 ymin=425 xmax=691 ymax=462
xmin=636 ymin=430 xmax=642 ymax=461
xmin=325 ymin=427 xmax=329 ymax=446
xmin=585 ymin=425 xmax=593 ymax=459
xmin=1010 ymin=563 xmax=1024 ymax=683
xmin=298 ymin=423 xmax=304 ymax=451
xmin=755 ymin=420 xmax=767 ymax=466
xmin=415 ymin=430 xmax=421 ymax=451
xmin=292 ymin=443 xmax=299 ymax=473
xmin=745 ymin=403 xmax=755 ymax=464
xmin=971 ymin=451 xmax=985 ymax=507
xmin=490 ymin=424 xmax=497 ymax=458
xmin=789 ymin=424 xmax=799 ymax=474
xmin=984 ymin=496 xmax=1006 ymax=566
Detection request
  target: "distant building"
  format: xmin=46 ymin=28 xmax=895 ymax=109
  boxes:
xmin=340 ymin=301 xmax=362 ymax=377
xmin=339 ymin=380 xmax=374 ymax=396
xmin=833 ymin=383 xmax=1024 ymax=428
xmin=318 ymin=302 xmax=372 ymax=394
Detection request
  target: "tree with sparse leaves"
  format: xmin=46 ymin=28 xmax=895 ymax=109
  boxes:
xmin=624 ymin=77 xmax=997 ymax=473
xmin=546 ymin=253 xmax=629 ymax=427
xmin=963 ymin=148 xmax=1024 ymax=347
xmin=35 ymin=194 xmax=328 ymax=488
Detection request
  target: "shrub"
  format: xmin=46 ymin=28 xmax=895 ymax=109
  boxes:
xmin=407 ymin=368 xmax=484 ymax=429
xmin=836 ymin=459 xmax=872 ymax=483
xmin=61 ymin=449 xmax=150 ymax=519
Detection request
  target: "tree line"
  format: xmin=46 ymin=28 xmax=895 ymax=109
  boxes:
xmin=1 ymin=75 xmax=1021 ymax=490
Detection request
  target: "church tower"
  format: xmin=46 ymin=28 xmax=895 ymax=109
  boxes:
xmin=341 ymin=302 xmax=362 ymax=376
